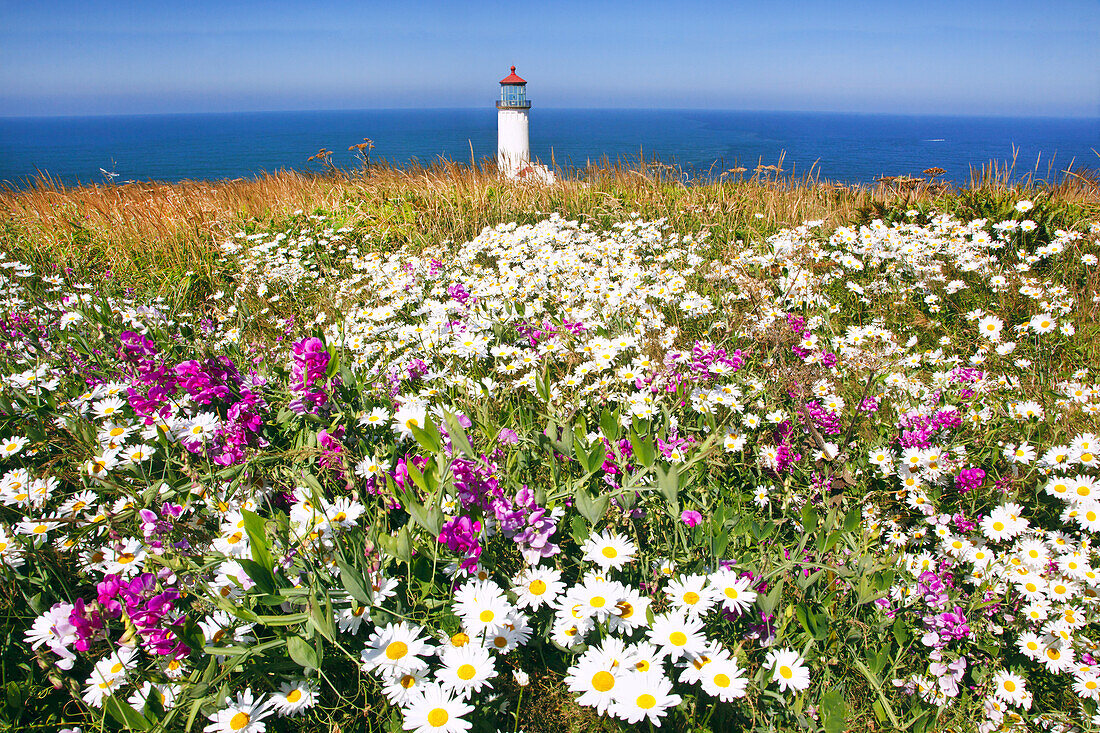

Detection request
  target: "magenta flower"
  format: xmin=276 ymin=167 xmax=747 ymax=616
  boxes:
xmin=680 ymin=509 xmax=703 ymax=527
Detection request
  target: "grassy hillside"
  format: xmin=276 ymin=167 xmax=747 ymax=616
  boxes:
xmin=1 ymin=161 xmax=1099 ymax=733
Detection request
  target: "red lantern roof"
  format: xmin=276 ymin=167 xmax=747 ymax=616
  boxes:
xmin=499 ymin=66 xmax=526 ymax=85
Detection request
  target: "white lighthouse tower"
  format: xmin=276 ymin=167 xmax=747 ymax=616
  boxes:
xmin=497 ymin=66 xmax=531 ymax=173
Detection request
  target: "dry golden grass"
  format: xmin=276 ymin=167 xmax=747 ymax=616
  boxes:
xmin=1 ymin=157 xmax=1097 ymax=292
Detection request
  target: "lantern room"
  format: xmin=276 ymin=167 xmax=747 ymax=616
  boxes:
xmin=498 ymin=66 xmax=530 ymax=109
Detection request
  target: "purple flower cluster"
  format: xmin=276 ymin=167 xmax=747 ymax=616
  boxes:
xmin=119 ymin=332 xmax=267 ymax=465
xmin=289 ymin=337 xmax=330 ymax=415
xmin=954 ymin=467 xmax=985 ymax=494
xmin=515 ymin=318 xmax=586 ymax=348
xmin=137 ymin=502 xmax=184 ymax=544
xmin=657 ymin=429 xmax=693 ymax=459
xmin=600 ymin=437 xmax=634 ymax=480
xmin=438 ymin=456 xmax=559 ymax=570
xmin=120 ymin=331 xmax=178 ymax=417
xmin=921 ymin=606 xmax=972 ymax=648
xmin=447 ymin=282 xmax=471 ymax=306
xmin=917 ymin=570 xmax=951 ymax=608
xmin=772 ymin=420 xmax=802 ymax=475
xmin=688 ymin=340 xmax=744 ymax=379
xmin=175 ymin=356 xmax=241 ymax=405
xmin=858 ymin=396 xmax=880 ymax=414
xmin=71 ymin=572 xmax=189 ymax=659
xmin=896 ymin=408 xmax=963 ymax=449
xmin=803 ymin=400 xmax=841 ymax=436
xmin=949 ymin=367 xmax=984 ymax=385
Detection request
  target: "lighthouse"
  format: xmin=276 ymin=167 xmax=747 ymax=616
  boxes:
xmin=496 ymin=66 xmax=531 ymax=173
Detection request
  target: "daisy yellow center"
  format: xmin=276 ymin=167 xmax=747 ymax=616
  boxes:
xmin=669 ymin=631 xmax=687 ymax=646
xmin=286 ymin=689 xmax=302 ymax=703
xmin=684 ymin=591 xmax=700 ymax=605
xmin=590 ymin=595 xmax=606 ymax=608
xmin=405 ymin=418 xmax=419 ymax=429
xmin=992 ymin=521 xmax=1004 ymax=532
xmin=616 ymin=601 xmax=634 ymax=618
xmin=780 ymin=665 xmax=794 ymax=680
xmin=457 ymin=664 xmax=477 ymax=681
xmin=1025 ymin=583 xmax=1037 ymax=592
xmin=529 ymin=580 xmax=547 ymax=595
xmin=111 ymin=662 xmax=124 ymax=674
xmin=601 ymin=547 xmax=618 ymax=558
xmin=427 ymin=708 xmax=449 ymax=727
xmin=117 ymin=552 xmax=136 ymax=564
xmin=1087 ymin=681 xmax=1098 ymax=690
xmin=228 ymin=532 xmax=243 ymax=544
xmin=479 ymin=610 xmax=495 ymax=623
xmin=1083 ymin=453 xmax=1094 ymax=462
xmin=385 ymin=641 xmax=408 ymax=660
xmin=636 ymin=660 xmax=650 ymax=671
xmin=451 ymin=632 xmax=469 ymax=647
xmin=714 ymin=673 xmax=731 ymax=688
xmin=333 ymin=512 xmax=347 ymax=523
xmin=1003 ymin=680 xmax=1016 ymax=692
xmin=494 ymin=636 xmax=507 ymax=648
xmin=229 ymin=712 xmax=250 ymax=731
xmin=1079 ymin=487 xmax=1092 ymax=496
xmin=401 ymin=674 xmax=417 ymax=689
xmin=592 ymin=671 xmax=615 ymax=692
xmin=636 ymin=694 xmax=657 ymax=709
xmin=33 ymin=525 xmax=48 ymax=534
xmin=725 ymin=588 xmax=739 ymax=599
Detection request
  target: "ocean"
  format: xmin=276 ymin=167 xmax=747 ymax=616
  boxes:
xmin=0 ymin=109 xmax=1096 ymax=189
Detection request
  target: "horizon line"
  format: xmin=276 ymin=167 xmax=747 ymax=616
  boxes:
xmin=2 ymin=106 xmax=1099 ymax=122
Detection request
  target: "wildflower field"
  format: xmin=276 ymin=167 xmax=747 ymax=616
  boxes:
xmin=2 ymin=163 xmax=1100 ymax=733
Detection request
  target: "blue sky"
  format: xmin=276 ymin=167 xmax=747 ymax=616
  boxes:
xmin=1 ymin=0 xmax=1097 ymax=117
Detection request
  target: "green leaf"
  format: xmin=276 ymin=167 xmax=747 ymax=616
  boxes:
xmin=821 ymin=687 xmax=849 ymax=733
xmin=573 ymin=438 xmax=591 ymax=474
xmin=394 ymin=526 xmax=414 ymax=563
xmin=410 ymin=423 xmax=441 ymax=454
xmin=242 ymin=510 xmax=273 ymax=571
xmin=629 ymin=429 xmax=655 ymax=467
xmin=404 ymin=459 xmax=427 ymax=493
xmin=570 ymin=514 xmax=589 ymax=544
xmin=599 ymin=409 xmax=621 ymax=442
xmin=443 ymin=412 xmax=476 ymax=458
xmin=655 ymin=464 xmax=679 ymax=508
xmin=759 ymin=577 xmax=785 ymax=616
xmin=801 ymin=503 xmax=819 ymax=533
xmin=287 ymin=635 xmax=321 ymax=670
xmin=236 ymin=559 xmax=275 ymax=595
xmin=588 ymin=442 xmax=606 ymax=475
xmin=325 ymin=344 xmax=339 ymax=379
xmin=336 ymin=558 xmax=373 ymax=605
xmin=308 ymin=595 xmax=336 ymax=642
xmin=574 ymin=489 xmax=609 ymax=525
xmin=104 ymin=696 xmax=153 ymax=731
